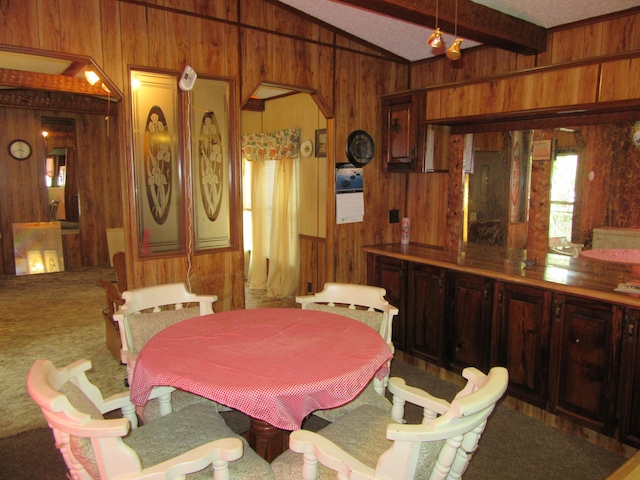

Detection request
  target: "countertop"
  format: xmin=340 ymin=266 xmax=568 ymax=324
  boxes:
xmin=363 ymin=243 xmax=640 ymax=308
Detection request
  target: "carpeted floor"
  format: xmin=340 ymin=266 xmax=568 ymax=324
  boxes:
xmin=0 ymin=268 xmax=628 ymax=479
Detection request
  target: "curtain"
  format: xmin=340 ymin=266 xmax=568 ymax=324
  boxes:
xmin=242 ymin=128 xmax=300 ymax=297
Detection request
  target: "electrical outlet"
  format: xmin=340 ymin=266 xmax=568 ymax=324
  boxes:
xmin=389 ymin=209 xmax=399 ymax=223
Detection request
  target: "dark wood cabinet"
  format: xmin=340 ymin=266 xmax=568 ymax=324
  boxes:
xmin=381 ymin=92 xmax=424 ymax=173
xmin=367 ymin=254 xmax=406 ymax=350
xmin=492 ymin=282 xmax=552 ymax=408
xmin=548 ymin=294 xmax=622 ymax=435
xmin=406 ymin=263 xmax=446 ymax=365
xmin=365 ymin=249 xmax=636 ymax=445
xmin=618 ymin=309 xmax=640 ymax=447
xmin=446 ymin=272 xmax=493 ymax=373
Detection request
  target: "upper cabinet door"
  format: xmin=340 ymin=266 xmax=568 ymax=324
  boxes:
xmin=382 ymin=92 xmax=424 ymax=173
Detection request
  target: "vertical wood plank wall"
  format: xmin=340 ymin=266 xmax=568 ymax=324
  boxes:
xmin=2 ymin=1 xmax=639 ymax=309
xmin=408 ymin=10 xmax=640 ymax=254
xmin=0 ymin=0 xmax=408 ymax=310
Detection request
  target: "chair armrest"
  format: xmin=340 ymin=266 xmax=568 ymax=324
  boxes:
xmin=289 ymin=430 xmax=376 ymax=479
xmin=101 ymin=391 xmax=136 ymax=412
xmin=388 ymin=377 xmax=450 ymax=415
xmin=117 ymin=437 xmax=243 ymax=480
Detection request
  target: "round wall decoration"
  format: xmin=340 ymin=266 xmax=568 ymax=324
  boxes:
xmin=345 ymin=130 xmax=374 ymax=166
xmin=300 ymin=139 xmax=313 ymax=158
xmin=8 ymin=139 xmax=32 ymax=160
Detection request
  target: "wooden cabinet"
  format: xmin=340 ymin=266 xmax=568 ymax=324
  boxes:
xmin=548 ymin=294 xmax=622 ymax=435
xmin=492 ymin=282 xmax=552 ymax=408
xmin=446 ymin=272 xmax=493 ymax=373
xmin=381 ymin=92 xmax=424 ymax=173
xmin=367 ymin=254 xmax=406 ymax=349
xmin=406 ymin=263 xmax=446 ymax=365
xmin=381 ymin=91 xmax=450 ymax=173
xmin=618 ymin=309 xmax=640 ymax=447
xmin=365 ymin=250 xmax=635 ymax=443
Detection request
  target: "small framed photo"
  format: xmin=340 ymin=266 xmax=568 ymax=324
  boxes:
xmin=315 ymin=129 xmax=327 ymax=157
xmin=532 ymin=139 xmax=552 ymax=161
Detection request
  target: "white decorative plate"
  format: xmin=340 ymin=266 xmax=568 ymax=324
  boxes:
xmin=300 ymin=139 xmax=313 ymax=157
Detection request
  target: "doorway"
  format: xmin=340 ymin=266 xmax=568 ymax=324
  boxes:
xmin=241 ymin=88 xmax=329 ymax=298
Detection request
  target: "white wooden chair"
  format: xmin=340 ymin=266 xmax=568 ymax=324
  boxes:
xmin=271 ymin=366 xmax=508 ymax=480
xmin=297 ymin=282 xmax=399 ymax=422
xmin=113 ymin=282 xmax=220 ymax=419
xmin=27 ymin=358 xmax=275 ymax=480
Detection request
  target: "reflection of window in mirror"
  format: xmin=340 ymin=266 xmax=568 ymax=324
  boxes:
xmin=548 ymin=128 xmax=582 ymax=257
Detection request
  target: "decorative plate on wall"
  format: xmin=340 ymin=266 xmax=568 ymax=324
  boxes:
xmin=345 ymin=130 xmax=374 ymax=166
xmin=300 ymin=139 xmax=313 ymax=158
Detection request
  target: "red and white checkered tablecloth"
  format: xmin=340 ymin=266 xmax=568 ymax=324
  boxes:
xmin=129 ymin=308 xmax=393 ymax=431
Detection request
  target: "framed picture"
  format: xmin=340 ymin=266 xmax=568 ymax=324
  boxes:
xmin=130 ymin=69 xmax=184 ymax=257
xmin=190 ymin=76 xmax=239 ymax=251
xmin=315 ymin=128 xmax=327 ymax=157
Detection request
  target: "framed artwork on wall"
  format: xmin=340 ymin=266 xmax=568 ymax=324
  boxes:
xmin=315 ymin=128 xmax=327 ymax=157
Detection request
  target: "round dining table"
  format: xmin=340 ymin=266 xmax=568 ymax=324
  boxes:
xmin=129 ymin=307 xmax=393 ymax=461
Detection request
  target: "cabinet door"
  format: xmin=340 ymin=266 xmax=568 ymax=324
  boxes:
xmin=493 ymin=282 xmax=551 ymax=408
xmin=367 ymin=254 xmax=406 ymax=350
xmin=381 ymin=93 xmax=423 ymax=173
xmin=407 ymin=263 xmax=446 ymax=365
xmin=446 ymin=272 xmax=493 ymax=373
xmin=548 ymin=294 xmax=622 ymax=434
xmin=618 ymin=309 xmax=640 ymax=447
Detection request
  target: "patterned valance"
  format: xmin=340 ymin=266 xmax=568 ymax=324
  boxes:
xmin=242 ymin=128 xmax=300 ymax=161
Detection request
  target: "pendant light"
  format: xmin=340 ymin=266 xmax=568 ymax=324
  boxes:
xmin=446 ymin=0 xmax=463 ymax=60
xmin=427 ymin=0 xmax=445 ymax=49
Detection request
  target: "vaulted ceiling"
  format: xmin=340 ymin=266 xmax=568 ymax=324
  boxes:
xmin=274 ymin=0 xmax=640 ymax=61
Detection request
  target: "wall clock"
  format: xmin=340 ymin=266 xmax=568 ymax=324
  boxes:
xmin=345 ymin=130 xmax=374 ymax=166
xmin=8 ymin=139 xmax=32 ymax=160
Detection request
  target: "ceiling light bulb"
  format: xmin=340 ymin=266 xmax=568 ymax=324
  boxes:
xmin=85 ymin=70 xmax=100 ymax=85
xmin=428 ymin=28 xmax=444 ymax=49
xmin=446 ymin=39 xmax=463 ymax=60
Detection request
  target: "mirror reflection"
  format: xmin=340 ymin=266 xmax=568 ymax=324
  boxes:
xmin=464 ymin=130 xmax=532 ymax=249
xmin=42 ymin=117 xmax=80 ymax=230
xmin=464 ymin=121 xmax=640 ymax=261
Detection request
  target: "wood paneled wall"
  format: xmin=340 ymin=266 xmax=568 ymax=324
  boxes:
xmin=4 ymin=1 xmax=637 ymax=303
xmin=406 ymin=10 xmax=640 ymax=256
xmin=0 ymin=0 xmax=408 ymax=308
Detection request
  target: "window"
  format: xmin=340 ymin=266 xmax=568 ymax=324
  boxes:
xmin=549 ymin=153 xmax=578 ymax=242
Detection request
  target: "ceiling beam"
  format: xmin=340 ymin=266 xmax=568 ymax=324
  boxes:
xmin=0 ymin=68 xmax=109 ymax=97
xmin=334 ymin=0 xmax=547 ymax=55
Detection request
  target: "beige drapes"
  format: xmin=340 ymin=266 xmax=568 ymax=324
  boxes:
xmin=242 ymin=128 xmax=300 ymax=298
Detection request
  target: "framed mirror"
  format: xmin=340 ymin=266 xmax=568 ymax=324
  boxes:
xmin=190 ymin=76 xmax=238 ymax=251
xmin=463 ymin=120 xmax=640 ymax=264
xmin=130 ymin=69 xmax=184 ymax=256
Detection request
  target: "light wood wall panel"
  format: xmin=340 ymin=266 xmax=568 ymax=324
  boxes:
xmin=408 ymin=12 xmax=640 ymax=254
xmin=425 ymin=64 xmax=601 ymax=121
xmin=332 ymin=50 xmax=409 ymax=284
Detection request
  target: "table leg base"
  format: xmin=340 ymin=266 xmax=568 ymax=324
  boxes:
xmin=243 ymin=417 xmax=289 ymax=462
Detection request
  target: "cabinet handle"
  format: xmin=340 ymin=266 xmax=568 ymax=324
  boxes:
xmin=624 ymin=314 xmax=636 ymax=342
xmin=553 ymin=299 xmax=564 ymax=321
xmin=410 ymin=147 xmax=416 ymax=161
xmin=498 ymin=289 xmax=503 ymax=304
